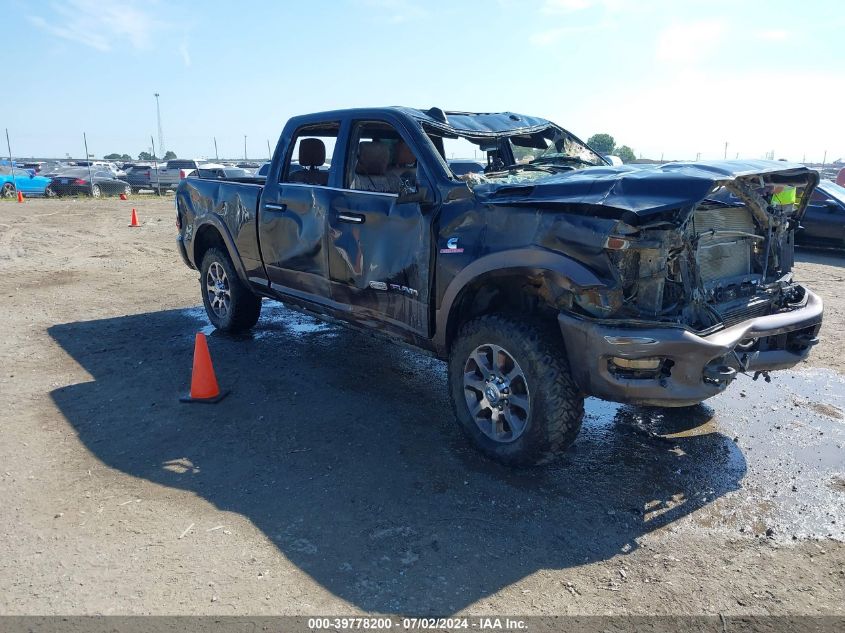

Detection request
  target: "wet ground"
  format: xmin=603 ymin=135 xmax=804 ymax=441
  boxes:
xmin=1 ymin=197 xmax=844 ymax=616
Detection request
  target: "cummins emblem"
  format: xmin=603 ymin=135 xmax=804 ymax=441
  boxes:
xmin=440 ymin=236 xmax=464 ymax=254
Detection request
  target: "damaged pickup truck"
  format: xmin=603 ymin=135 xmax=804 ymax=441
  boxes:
xmin=176 ymin=107 xmax=822 ymax=465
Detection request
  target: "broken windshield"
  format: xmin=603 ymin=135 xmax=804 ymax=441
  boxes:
xmin=426 ymin=123 xmax=606 ymax=186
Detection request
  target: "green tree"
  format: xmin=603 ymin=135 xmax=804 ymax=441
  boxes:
xmin=615 ymin=145 xmax=636 ymax=163
xmin=104 ymin=153 xmax=124 ymax=160
xmin=138 ymin=151 xmax=156 ymax=161
xmin=586 ymin=133 xmax=615 ymax=155
xmin=163 ymin=150 xmax=177 ymax=160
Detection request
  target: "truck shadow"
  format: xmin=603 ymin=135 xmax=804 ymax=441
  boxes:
xmin=48 ymin=304 xmax=745 ymax=614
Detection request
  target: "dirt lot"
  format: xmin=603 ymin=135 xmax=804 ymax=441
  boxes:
xmin=1 ymin=196 xmax=844 ymax=616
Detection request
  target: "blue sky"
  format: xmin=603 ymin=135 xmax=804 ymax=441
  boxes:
xmin=3 ymin=0 xmax=843 ymax=162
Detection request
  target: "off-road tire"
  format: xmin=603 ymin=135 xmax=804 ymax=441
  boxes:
xmin=448 ymin=314 xmax=584 ymax=466
xmin=200 ymin=247 xmax=262 ymax=332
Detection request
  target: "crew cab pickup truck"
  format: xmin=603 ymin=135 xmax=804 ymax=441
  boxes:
xmin=177 ymin=106 xmax=823 ymax=465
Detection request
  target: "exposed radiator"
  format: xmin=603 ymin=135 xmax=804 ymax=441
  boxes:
xmin=692 ymin=206 xmax=757 ymax=284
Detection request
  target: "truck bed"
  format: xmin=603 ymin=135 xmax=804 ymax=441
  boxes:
xmin=176 ymin=177 xmax=265 ymax=281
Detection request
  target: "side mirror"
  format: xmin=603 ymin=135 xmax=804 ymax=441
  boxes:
xmin=826 ymin=200 xmax=839 ymax=212
xmin=397 ymin=185 xmax=433 ymax=205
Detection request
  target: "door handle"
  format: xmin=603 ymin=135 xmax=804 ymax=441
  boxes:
xmin=265 ymin=202 xmax=287 ymax=211
xmin=338 ymin=212 xmax=365 ymax=224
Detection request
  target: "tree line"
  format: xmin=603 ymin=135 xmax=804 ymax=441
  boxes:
xmin=103 ymin=150 xmax=177 ymax=161
xmin=586 ymin=134 xmax=636 ymax=163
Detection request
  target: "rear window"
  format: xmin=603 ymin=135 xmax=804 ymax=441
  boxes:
xmin=167 ymin=160 xmax=198 ymax=169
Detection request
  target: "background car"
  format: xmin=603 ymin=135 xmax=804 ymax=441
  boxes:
xmin=124 ymin=164 xmax=161 ymax=192
xmin=194 ymin=166 xmax=256 ymax=179
xmin=448 ymin=159 xmax=486 ymax=176
xmin=797 ymin=180 xmax=845 ymax=247
xmin=0 ymin=166 xmax=52 ymax=197
xmin=49 ymin=168 xmax=131 ymax=197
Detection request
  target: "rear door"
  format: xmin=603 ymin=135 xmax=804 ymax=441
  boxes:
xmin=257 ymin=122 xmax=340 ymax=302
xmin=327 ymin=118 xmax=434 ymax=337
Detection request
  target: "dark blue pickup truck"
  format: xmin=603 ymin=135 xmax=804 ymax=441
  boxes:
xmin=177 ymin=106 xmax=822 ymax=465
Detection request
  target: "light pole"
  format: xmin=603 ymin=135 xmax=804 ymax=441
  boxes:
xmin=244 ymin=135 xmax=247 ymax=160
xmin=154 ymin=93 xmax=164 ymax=158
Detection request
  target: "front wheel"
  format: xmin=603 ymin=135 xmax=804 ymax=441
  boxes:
xmin=91 ymin=184 xmax=101 ymax=198
xmin=200 ymin=247 xmax=262 ymax=332
xmin=448 ymin=314 xmax=584 ymax=466
xmin=1 ymin=183 xmax=15 ymax=198
xmin=45 ymin=185 xmax=57 ymax=197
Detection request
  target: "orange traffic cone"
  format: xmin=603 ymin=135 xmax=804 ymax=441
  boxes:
xmin=180 ymin=332 xmax=229 ymax=403
xmin=119 ymin=192 xmax=128 ymax=201
xmin=128 ymin=208 xmax=140 ymax=227
xmin=16 ymin=191 xmax=24 ymax=203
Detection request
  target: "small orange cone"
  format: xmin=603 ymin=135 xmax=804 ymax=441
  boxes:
xmin=119 ymin=192 xmax=128 ymax=201
xmin=180 ymin=332 xmax=229 ymax=403
xmin=16 ymin=191 xmax=24 ymax=203
xmin=128 ymin=208 xmax=140 ymax=227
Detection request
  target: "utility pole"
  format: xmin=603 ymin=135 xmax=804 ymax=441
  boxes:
xmin=696 ymin=152 xmax=701 ymax=161
xmin=83 ymin=133 xmax=93 ymax=188
xmin=154 ymin=93 xmax=164 ymax=156
xmin=267 ymin=139 xmax=272 ymax=160
xmin=244 ymin=135 xmax=247 ymax=160
xmin=724 ymin=142 xmax=728 ymax=159
xmin=821 ymin=150 xmax=827 ymax=172
xmin=6 ymin=128 xmax=16 ymax=184
xmin=214 ymin=137 xmax=219 ymax=161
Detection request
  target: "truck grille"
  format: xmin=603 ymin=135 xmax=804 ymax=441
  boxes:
xmin=692 ymin=206 xmax=757 ymax=284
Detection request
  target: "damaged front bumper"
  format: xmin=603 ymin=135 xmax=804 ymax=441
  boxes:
xmin=558 ymin=286 xmax=823 ymax=406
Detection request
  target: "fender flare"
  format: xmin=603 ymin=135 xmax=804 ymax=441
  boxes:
xmin=433 ymin=248 xmax=606 ymax=352
xmin=189 ymin=215 xmax=251 ymax=287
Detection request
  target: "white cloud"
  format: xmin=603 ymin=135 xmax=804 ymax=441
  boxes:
xmin=755 ymin=29 xmax=789 ymax=41
xmin=575 ymin=68 xmax=845 ymax=162
xmin=27 ymin=0 xmax=160 ymax=52
xmin=530 ymin=25 xmax=596 ymax=46
xmin=654 ymin=19 xmax=727 ymax=65
xmin=179 ymin=40 xmax=192 ymax=67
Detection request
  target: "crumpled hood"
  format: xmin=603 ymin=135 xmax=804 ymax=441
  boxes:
xmin=473 ymin=159 xmax=819 ymax=222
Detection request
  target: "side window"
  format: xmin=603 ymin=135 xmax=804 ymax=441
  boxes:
xmin=281 ymin=123 xmax=339 ymax=185
xmin=346 ymin=121 xmax=419 ymax=194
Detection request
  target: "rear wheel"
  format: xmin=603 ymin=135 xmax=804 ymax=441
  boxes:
xmin=1 ymin=183 xmax=15 ymax=198
xmin=45 ymin=185 xmax=56 ymax=197
xmin=91 ymin=184 xmax=101 ymax=198
xmin=200 ymin=247 xmax=262 ymax=332
xmin=448 ymin=314 xmax=584 ymax=466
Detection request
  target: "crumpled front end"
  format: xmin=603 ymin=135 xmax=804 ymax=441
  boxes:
xmin=524 ymin=162 xmax=823 ymax=405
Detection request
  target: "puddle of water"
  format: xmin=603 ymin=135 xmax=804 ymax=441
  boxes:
xmin=180 ymin=303 xmax=338 ymax=340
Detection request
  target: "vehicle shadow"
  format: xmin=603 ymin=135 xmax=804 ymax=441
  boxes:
xmin=48 ymin=304 xmax=746 ymax=614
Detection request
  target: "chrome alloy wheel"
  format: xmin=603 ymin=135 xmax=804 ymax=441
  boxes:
xmin=206 ymin=262 xmax=231 ymax=318
xmin=463 ymin=343 xmax=531 ymax=442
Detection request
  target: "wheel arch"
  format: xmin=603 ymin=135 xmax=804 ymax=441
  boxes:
xmin=434 ymin=249 xmax=606 ymax=354
xmin=191 ymin=219 xmax=251 ymax=286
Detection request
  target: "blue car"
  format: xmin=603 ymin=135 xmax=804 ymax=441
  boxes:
xmin=0 ymin=166 xmax=52 ymax=197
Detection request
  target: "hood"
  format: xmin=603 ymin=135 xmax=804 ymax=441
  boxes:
xmin=473 ymin=159 xmax=819 ymax=224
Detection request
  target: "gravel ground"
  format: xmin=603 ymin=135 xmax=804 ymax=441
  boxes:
xmin=0 ymin=196 xmax=843 ymax=616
